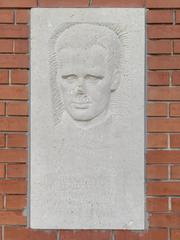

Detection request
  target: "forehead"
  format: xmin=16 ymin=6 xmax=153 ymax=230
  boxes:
xmin=57 ymin=45 xmax=109 ymax=66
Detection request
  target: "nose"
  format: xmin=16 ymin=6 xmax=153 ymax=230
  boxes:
xmin=76 ymin=77 xmax=85 ymax=94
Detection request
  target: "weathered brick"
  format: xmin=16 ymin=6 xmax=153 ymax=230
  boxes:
xmin=0 ymin=86 xmax=28 ymax=100
xmin=147 ymin=182 xmax=180 ymax=196
xmin=148 ymin=25 xmax=180 ymax=39
xmin=170 ymin=134 xmax=180 ymax=148
xmin=149 ymin=213 xmax=180 ymax=228
xmin=147 ymin=197 xmax=168 ymax=212
xmin=5 ymin=227 xmax=56 ymax=240
xmin=6 ymin=195 xmax=26 ymax=210
xmin=147 ymin=10 xmax=173 ymax=23
xmin=0 ymin=40 xmax=13 ymax=53
xmin=0 ymin=10 xmax=14 ymax=23
xmin=16 ymin=10 xmax=29 ymax=24
xmin=147 ymin=150 xmax=180 ymax=164
xmin=0 ymin=0 xmax=37 ymax=8
xmin=147 ymin=103 xmax=167 ymax=117
xmin=92 ymin=0 xmax=145 ymax=7
xmin=7 ymin=134 xmax=27 ymax=148
xmin=0 ymin=150 xmax=27 ymax=163
xmin=0 ymin=25 xmax=29 ymax=38
xmin=148 ymin=71 xmax=169 ymax=86
xmin=11 ymin=70 xmax=28 ymax=84
xmin=14 ymin=40 xmax=29 ymax=54
xmin=148 ymin=56 xmax=180 ymax=70
xmin=0 ymin=180 xmax=26 ymax=194
xmin=6 ymin=102 xmax=28 ymax=116
xmin=147 ymin=133 xmax=168 ymax=148
xmin=38 ymin=0 xmax=88 ymax=7
xmin=0 ymin=70 xmax=9 ymax=84
xmin=147 ymin=165 xmax=168 ymax=179
xmin=148 ymin=40 xmax=172 ymax=54
xmin=7 ymin=164 xmax=26 ymax=178
xmin=148 ymin=118 xmax=180 ymax=133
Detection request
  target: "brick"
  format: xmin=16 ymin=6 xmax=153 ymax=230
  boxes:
xmin=0 ymin=70 xmax=9 ymax=84
xmin=11 ymin=70 xmax=28 ymax=84
xmin=172 ymin=198 xmax=180 ymax=212
xmin=170 ymin=134 xmax=180 ymax=148
xmin=146 ymin=0 xmax=180 ymax=8
xmin=7 ymin=102 xmax=28 ymax=116
xmin=148 ymin=118 xmax=180 ymax=133
xmin=0 ymin=25 xmax=29 ymax=39
xmin=0 ymin=134 xmax=5 ymax=147
xmin=5 ymin=227 xmax=57 ymax=240
xmin=149 ymin=214 xmax=180 ymax=228
xmin=0 ymin=40 xmax=13 ymax=53
xmin=147 ymin=165 xmax=168 ymax=179
xmin=147 ymin=182 xmax=180 ymax=196
xmin=16 ymin=10 xmax=29 ymax=24
xmin=0 ymin=117 xmax=28 ymax=131
xmin=0 ymin=0 xmax=37 ymax=8
xmin=147 ymin=10 xmax=173 ymax=24
xmin=0 ymin=10 xmax=13 ymax=23
xmin=0 ymin=164 xmax=5 ymax=178
xmin=0 ymin=195 xmax=3 ymax=209
xmin=39 ymin=0 xmax=88 ymax=7
xmin=115 ymin=229 xmax=168 ymax=240
xmin=148 ymin=71 xmax=169 ymax=86
xmin=14 ymin=40 xmax=29 ymax=54
xmin=0 ymin=210 xmax=26 ymax=225
xmin=171 ymin=165 xmax=180 ymax=179
xmin=92 ymin=0 xmax=144 ymax=7
xmin=0 ymin=86 xmax=28 ymax=100
xmin=147 ymin=197 xmax=168 ymax=212
xmin=0 ymin=180 xmax=26 ymax=194
xmin=0 ymin=54 xmax=29 ymax=69
xmin=147 ymin=103 xmax=167 ymax=117
xmin=148 ymin=25 xmax=180 ymax=39
xmin=7 ymin=164 xmax=26 ymax=178
xmin=61 ymin=231 xmax=112 ymax=240
xmin=148 ymin=56 xmax=180 ymax=70
xmin=176 ymin=10 xmax=180 ymax=23
xmin=171 ymin=230 xmax=180 ymax=240
xmin=7 ymin=134 xmax=27 ymax=148
xmin=170 ymin=103 xmax=180 ymax=117
xmin=147 ymin=150 xmax=180 ymax=164
xmin=0 ymin=149 xmax=27 ymax=163
xmin=148 ymin=87 xmax=180 ymax=100
xmin=147 ymin=133 xmax=168 ymax=148
xmin=172 ymin=71 xmax=180 ymax=85
xmin=6 ymin=195 xmax=26 ymax=210
xmin=0 ymin=102 xmax=5 ymax=115
xmin=174 ymin=40 xmax=180 ymax=54
xmin=148 ymin=40 xmax=172 ymax=54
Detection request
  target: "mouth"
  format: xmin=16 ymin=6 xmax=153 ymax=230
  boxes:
xmin=71 ymin=96 xmax=91 ymax=109
xmin=71 ymin=102 xmax=91 ymax=109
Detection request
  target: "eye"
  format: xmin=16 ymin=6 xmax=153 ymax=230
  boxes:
xmin=84 ymin=74 xmax=104 ymax=81
xmin=61 ymin=74 xmax=78 ymax=82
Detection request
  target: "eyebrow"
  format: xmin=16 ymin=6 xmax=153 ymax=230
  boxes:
xmin=85 ymin=74 xmax=104 ymax=79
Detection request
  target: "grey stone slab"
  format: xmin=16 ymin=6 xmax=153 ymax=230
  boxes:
xmin=30 ymin=8 xmax=145 ymax=229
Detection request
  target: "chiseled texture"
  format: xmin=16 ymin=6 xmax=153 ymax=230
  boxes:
xmin=0 ymin=0 xmax=179 ymax=240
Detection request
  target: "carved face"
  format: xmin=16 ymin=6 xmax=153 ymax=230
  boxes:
xmin=57 ymin=45 xmax=118 ymax=121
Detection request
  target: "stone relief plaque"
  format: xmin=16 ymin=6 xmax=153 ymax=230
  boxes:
xmin=30 ymin=8 xmax=145 ymax=229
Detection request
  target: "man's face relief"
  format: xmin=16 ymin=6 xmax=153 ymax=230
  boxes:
xmin=57 ymin=45 xmax=119 ymax=121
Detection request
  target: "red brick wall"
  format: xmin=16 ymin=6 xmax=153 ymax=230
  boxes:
xmin=0 ymin=0 xmax=179 ymax=239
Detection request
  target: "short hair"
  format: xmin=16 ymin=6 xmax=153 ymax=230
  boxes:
xmin=49 ymin=23 xmax=125 ymax=125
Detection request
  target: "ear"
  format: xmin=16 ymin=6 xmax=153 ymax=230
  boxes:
xmin=110 ymin=69 xmax=121 ymax=92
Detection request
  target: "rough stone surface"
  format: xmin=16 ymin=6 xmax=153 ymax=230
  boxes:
xmin=30 ymin=8 xmax=145 ymax=229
